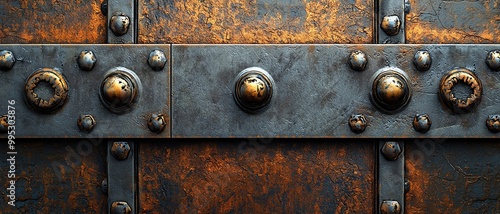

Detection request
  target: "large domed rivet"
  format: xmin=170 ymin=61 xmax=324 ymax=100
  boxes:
xmin=233 ymin=67 xmax=274 ymax=114
xmin=438 ymin=68 xmax=482 ymax=114
xmin=99 ymin=67 xmax=141 ymax=114
xmin=24 ymin=68 xmax=69 ymax=113
xmin=370 ymin=67 xmax=412 ymax=113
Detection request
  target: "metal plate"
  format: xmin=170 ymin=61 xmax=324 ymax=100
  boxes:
xmin=0 ymin=45 xmax=170 ymax=138
xmin=172 ymin=44 xmax=500 ymax=138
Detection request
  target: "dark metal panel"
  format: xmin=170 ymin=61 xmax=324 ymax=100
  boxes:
xmin=137 ymin=0 xmax=374 ymax=44
xmin=0 ymin=45 xmax=170 ymax=138
xmin=171 ymin=44 xmax=500 ymax=138
xmin=138 ymin=139 xmax=375 ymax=213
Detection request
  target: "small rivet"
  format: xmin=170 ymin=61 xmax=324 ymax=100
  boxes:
xmin=413 ymin=50 xmax=432 ymax=71
xmin=110 ymin=201 xmax=131 ymax=214
xmin=380 ymin=200 xmax=401 ymax=214
xmin=381 ymin=141 xmax=402 ymax=161
xmin=381 ymin=15 xmax=401 ymax=36
xmin=404 ymin=178 xmax=410 ymax=193
xmin=234 ymin=67 xmax=274 ymax=114
xmin=349 ymin=114 xmax=367 ymax=134
xmin=348 ymin=50 xmax=368 ymax=71
xmin=109 ymin=14 xmax=130 ymax=36
xmin=404 ymin=0 xmax=411 ymax=14
xmin=413 ymin=114 xmax=432 ymax=133
xmin=147 ymin=50 xmax=167 ymax=71
xmin=101 ymin=178 xmax=108 ymax=194
xmin=0 ymin=115 xmax=8 ymax=133
xmin=77 ymin=50 xmax=97 ymax=71
xmin=0 ymin=50 xmax=16 ymax=71
xmin=486 ymin=115 xmax=500 ymax=133
xmin=486 ymin=50 xmax=500 ymax=71
xmin=148 ymin=113 xmax=167 ymax=134
xmin=110 ymin=142 xmax=131 ymax=160
xmin=77 ymin=114 xmax=96 ymax=133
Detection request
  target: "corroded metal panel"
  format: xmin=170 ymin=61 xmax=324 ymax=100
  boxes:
xmin=138 ymin=139 xmax=375 ymax=213
xmin=138 ymin=0 xmax=374 ymax=44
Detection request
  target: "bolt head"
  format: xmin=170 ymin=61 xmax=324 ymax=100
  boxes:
xmin=486 ymin=50 xmax=500 ymax=71
xmin=380 ymin=200 xmax=401 ymax=214
xmin=381 ymin=15 xmax=401 ymax=36
xmin=77 ymin=114 xmax=96 ymax=133
xmin=348 ymin=50 xmax=368 ymax=71
xmin=486 ymin=115 xmax=500 ymax=133
xmin=381 ymin=141 xmax=402 ymax=161
xmin=348 ymin=114 xmax=367 ymax=134
xmin=111 ymin=142 xmax=131 ymax=160
xmin=413 ymin=114 xmax=432 ymax=133
xmin=0 ymin=115 xmax=8 ymax=133
xmin=109 ymin=14 xmax=130 ymax=36
xmin=110 ymin=201 xmax=131 ymax=214
xmin=413 ymin=50 xmax=432 ymax=71
xmin=148 ymin=113 xmax=167 ymax=134
xmin=148 ymin=50 xmax=167 ymax=71
xmin=77 ymin=50 xmax=97 ymax=71
xmin=0 ymin=50 xmax=16 ymax=71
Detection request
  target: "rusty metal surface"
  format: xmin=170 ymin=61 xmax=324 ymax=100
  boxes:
xmin=406 ymin=0 xmax=500 ymax=43
xmin=138 ymin=0 xmax=373 ymax=44
xmin=172 ymin=44 xmax=500 ymax=138
xmin=0 ymin=139 xmax=107 ymax=212
xmin=0 ymin=0 xmax=106 ymax=44
xmin=138 ymin=139 xmax=375 ymax=213
xmin=405 ymin=139 xmax=500 ymax=213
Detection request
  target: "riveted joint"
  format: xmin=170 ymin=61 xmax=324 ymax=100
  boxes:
xmin=348 ymin=114 xmax=367 ymax=134
xmin=380 ymin=200 xmax=401 ymax=214
xmin=77 ymin=114 xmax=96 ymax=133
xmin=381 ymin=141 xmax=402 ymax=161
xmin=0 ymin=50 xmax=16 ymax=71
xmin=486 ymin=115 xmax=500 ymax=133
xmin=110 ymin=142 xmax=131 ymax=160
xmin=234 ymin=67 xmax=274 ymax=114
xmin=110 ymin=201 xmax=131 ymax=214
xmin=348 ymin=50 xmax=368 ymax=71
xmin=148 ymin=50 xmax=167 ymax=71
xmin=77 ymin=50 xmax=97 ymax=71
xmin=109 ymin=13 xmax=130 ymax=36
xmin=413 ymin=114 xmax=432 ymax=133
xmin=486 ymin=50 xmax=500 ymax=71
xmin=381 ymin=15 xmax=401 ymax=36
xmin=148 ymin=113 xmax=167 ymax=134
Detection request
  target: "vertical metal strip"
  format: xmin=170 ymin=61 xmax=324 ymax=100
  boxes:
xmin=378 ymin=0 xmax=405 ymax=43
xmin=107 ymin=0 xmax=135 ymax=44
xmin=378 ymin=141 xmax=404 ymax=214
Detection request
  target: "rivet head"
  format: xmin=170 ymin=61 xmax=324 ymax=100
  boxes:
xmin=404 ymin=179 xmax=410 ymax=193
xmin=349 ymin=114 xmax=367 ymax=134
xmin=0 ymin=50 xmax=16 ymax=71
xmin=101 ymin=178 xmax=108 ymax=194
xmin=109 ymin=14 xmax=130 ymax=36
xmin=486 ymin=115 xmax=500 ymax=133
xmin=371 ymin=68 xmax=412 ymax=113
xmin=381 ymin=141 xmax=402 ymax=161
xmin=0 ymin=115 xmax=8 ymax=133
xmin=234 ymin=67 xmax=274 ymax=114
xmin=110 ymin=142 xmax=130 ymax=160
xmin=381 ymin=15 xmax=401 ymax=36
xmin=99 ymin=67 xmax=141 ymax=114
xmin=413 ymin=114 xmax=432 ymax=133
xmin=486 ymin=50 xmax=500 ymax=71
xmin=380 ymin=200 xmax=401 ymax=214
xmin=413 ymin=50 xmax=432 ymax=71
xmin=147 ymin=50 xmax=167 ymax=71
xmin=77 ymin=50 xmax=97 ymax=71
xmin=438 ymin=68 xmax=482 ymax=114
xmin=348 ymin=50 xmax=368 ymax=71
xmin=24 ymin=68 xmax=69 ymax=113
xmin=110 ymin=201 xmax=131 ymax=214
xmin=148 ymin=113 xmax=167 ymax=134
xmin=77 ymin=114 xmax=96 ymax=133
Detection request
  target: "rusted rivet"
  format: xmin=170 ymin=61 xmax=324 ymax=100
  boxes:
xmin=349 ymin=114 xmax=367 ymax=134
xmin=110 ymin=201 xmax=131 ymax=214
xmin=147 ymin=50 xmax=167 ymax=71
xmin=0 ymin=50 xmax=16 ymax=71
xmin=381 ymin=141 xmax=402 ymax=161
xmin=148 ymin=113 xmax=167 ymax=134
xmin=371 ymin=68 xmax=412 ymax=113
xmin=77 ymin=114 xmax=96 ymax=133
xmin=381 ymin=15 xmax=401 ymax=36
xmin=404 ymin=178 xmax=410 ymax=193
xmin=413 ymin=114 xmax=432 ymax=133
xmin=380 ymin=200 xmax=401 ymax=214
xmin=110 ymin=142 xmax=130 ymax=160
xmin=486 ymin=115 xmax=500 ymax=133
xmin=99 ymin=67 xmax=141 ymax=114
xmin=77 ymin=50 xmax=97 ymax=71
xmin=109 ymin=14 xmax=130 ymax=36
xmin=413 ymin=50 xmax=432 ymax=71
xmin=101 ymin=178 xmax=108 ymax=194
xmin=438 ymin=68 xmax=482 ymax=114
xmin=348 ymin=50 xmax=368 ymax=71
xmin=0 ymin=115 xmax=8 ymax=133
xmin=24 ymin=68 xmax=69 ymax=113
xmin=234 ymin=67 xmax=274 ymax=114
xmin=486 ymin=50 xmax=500 ymax=71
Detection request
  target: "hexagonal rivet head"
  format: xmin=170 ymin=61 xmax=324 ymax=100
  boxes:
xmin=77 ymin=114 xmax=96 ymax=133
xmin=413 ymin=114 xmax=432 ymax=133
xmin=486 ymin=50 xmax=500 ymax=71
xmin=0 ymin=50 xmax=16 ymax=71
xmin=381 ymin=141 xmax=402 ymax=161
xmin=110 ymin=142 xmax=131 ymax=160
xmin=109 ymin=14 xmax=130 ymax=36
xmin=349 ymin=114 xmax=367 ymax=134
xmin=148 ymin=50 xmax=167 ymax=71
xmin=110 ymin=201 xmax=131 ymax=214
xmin=380 ymin=200 xmax=401 ymax=214
xmin=381 ymin=15 xmax=401 ymax=36
xmin=77 ymin=50 xmax=97 ymax=71
xmin=486 ymin=115 xmax=500 ymax=133
xmin=148 ymin=113 xmax=167 ymax=134
xmin=348 ymin=50 xmax=368 ymax=71
xmin=413 ymin=50 xmax=432 ymax=71
xmin=0 ymin=115 xmax=8 ymax=133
